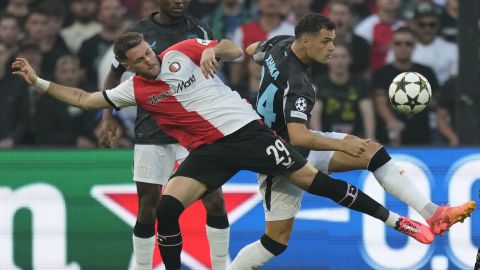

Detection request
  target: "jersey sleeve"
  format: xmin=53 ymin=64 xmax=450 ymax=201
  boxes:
xmin=160 ymin=39 xmax=218 ymax=66
xmin=102 ymin=76 xmax=137 ymax=110
xmin=283 ymin=80 xmax=315 ymax=125
xmin=251 ymin=35 xmax=291 ymax=64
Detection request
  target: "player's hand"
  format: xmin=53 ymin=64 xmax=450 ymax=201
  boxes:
xmin=11 ymin=58 xmax=38 ymax=84
xmin=200 ymin=48 xmax=218 ymax=79
xmin=95 ymin=118 xmax=121 ymax=148
xmin=340 ymin=138 xmax=370 ymax=157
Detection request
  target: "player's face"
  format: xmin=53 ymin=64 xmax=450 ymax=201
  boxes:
xmin=123 ymin=41 xmax=161 ymax=79
xmin=158 ymin=0 xmax=186 ymax=18
xmin=392 ymin=32 xmax=415 ymax=62
xmin=305 ymin=29 xmax=335 ymax=64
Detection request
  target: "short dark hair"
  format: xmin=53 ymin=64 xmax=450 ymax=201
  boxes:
xmin=113 ymin=32 xmax=144 ymax=62
xmin=295 ymin=13 xmax=336 ymax=39
xmin=393 ymin=26 xmax=416 ymax=37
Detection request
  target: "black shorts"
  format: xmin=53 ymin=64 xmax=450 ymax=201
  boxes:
xmin=171 ymin=121 xmax=307 ymax=192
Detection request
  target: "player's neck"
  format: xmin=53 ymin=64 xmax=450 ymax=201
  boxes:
xmin=154 ymin=10 xmax=182 ymax=25
xmin=290 ymin=42 xmax=312 ymax=65
xmin=393 ymin=59 xmax=412 ymax=70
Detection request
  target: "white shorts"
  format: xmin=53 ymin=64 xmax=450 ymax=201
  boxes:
xmin=259 ymin=131 xmax=347 ymax=221
xmin=133 ymin=144 xmax=189 ymax=185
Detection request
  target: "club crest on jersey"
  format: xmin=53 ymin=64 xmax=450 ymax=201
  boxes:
xmin=295 ymin=97 xmax=307 ymax=112
xmin=169 ymin=62 xmax=181 ymax=73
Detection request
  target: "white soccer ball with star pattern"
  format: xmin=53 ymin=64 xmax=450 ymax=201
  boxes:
xmin=388 ymin=72 xmax=432 ymax=114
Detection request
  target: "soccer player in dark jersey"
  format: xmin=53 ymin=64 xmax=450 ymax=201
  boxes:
xmin=96 ymin=1 xmax=230 ymax=269
xmin=229 ymin=14 xmax=475 ymax=269
xmin=14 ymin=32 xmax=444 ymax=270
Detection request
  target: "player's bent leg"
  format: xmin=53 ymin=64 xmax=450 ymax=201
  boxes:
xmin=325 ymin=134 xmax=440 ymax=224
xmin=174 ymin=141 xmax=231 ymax=270
xmin=157 ymin=176 xmax=208 ymax=270
xmin=201 ymin=188 xmax=230 ymax=270
xmin=134 ymin=182 xmax=162 ymax=270
xmin=288 ymin=164 xmax=434 ymax=244
xmin=362 ymin=142 xmax=439 ymax=221
xmin=133 ymin=144 xmax=175 ymax=270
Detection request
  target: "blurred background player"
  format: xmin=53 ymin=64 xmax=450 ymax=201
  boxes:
xmin=96 ymin=1 xmax=231 ymax=269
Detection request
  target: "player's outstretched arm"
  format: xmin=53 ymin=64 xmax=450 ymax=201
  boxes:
xmin=287 ymin=122 xmax=370 ymax=157
xmin=12 ymin=58 xmax=111 ymax=110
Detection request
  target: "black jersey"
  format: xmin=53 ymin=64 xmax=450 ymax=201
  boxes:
xmin=111 ymin=12 xmax=213 ymax=145
xmin=254 ymin=36 xmax=316 ymax=157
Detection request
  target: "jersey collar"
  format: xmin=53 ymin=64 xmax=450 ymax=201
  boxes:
xmin=288 ymin=47 xmax=309 ymax=70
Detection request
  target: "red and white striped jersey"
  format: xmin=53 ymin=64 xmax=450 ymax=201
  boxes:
xmin=104 ymin=38 xmax=260 ymax=150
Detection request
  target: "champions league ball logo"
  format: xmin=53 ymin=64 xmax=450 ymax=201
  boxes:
xmin=295 ymin=97 xmax=307 ymax=112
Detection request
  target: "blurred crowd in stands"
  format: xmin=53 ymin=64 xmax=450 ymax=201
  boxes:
xmin=0 ymin=0 xmax=476 ymax=148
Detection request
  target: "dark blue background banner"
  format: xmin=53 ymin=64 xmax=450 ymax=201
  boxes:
xmin=228 ymin=148 xmax=480 ymax=270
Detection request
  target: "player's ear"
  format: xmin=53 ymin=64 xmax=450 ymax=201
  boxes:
xmin=301 ymin=34 xmax=310 ymax=47
xmin=121 ymin=61 xmax=131 ymax=71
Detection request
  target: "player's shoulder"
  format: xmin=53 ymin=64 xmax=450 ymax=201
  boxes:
xmin=183 ymin=15 xmax=211 ymax=34
xmin=184 ymin=15 xmax=208 ymax=27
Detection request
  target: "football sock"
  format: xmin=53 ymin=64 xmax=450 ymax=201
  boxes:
xmin=385 ymin=212 xmax=402 ymax=228
xmin=228 ymin=234 xmax=286 ymax=270
xmin=132 ymin=221 xmax=155 ymax=270
xmin=307 ymin=172 xmax=390 ymax=222
xmin=369 ymin=147 xmax=438 ymax=220
xmin=206 ymin=215 xmax=230 ymax=270
xmin=156 ymin=195 xmax=184 ymax=270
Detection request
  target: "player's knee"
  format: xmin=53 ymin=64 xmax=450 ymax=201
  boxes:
xmin=260 ymin=234 xmax=288 ymax=256
xmin=138 ymin=192 xmax=160 ymax=223
xmin=202 ymin=190 xmax=226 ymax=215
xmin=367 ymin=146 xmax=392 ymax=172
xmin=156 ymin=195 xmax=185 ymax=231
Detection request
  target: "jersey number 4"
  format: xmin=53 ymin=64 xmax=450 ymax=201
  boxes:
xmin=257 ymin=83 xmax=278 ymax=127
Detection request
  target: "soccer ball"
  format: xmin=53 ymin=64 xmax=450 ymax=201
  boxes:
xmin=388 ymin=72 xmax=432 ymax=114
